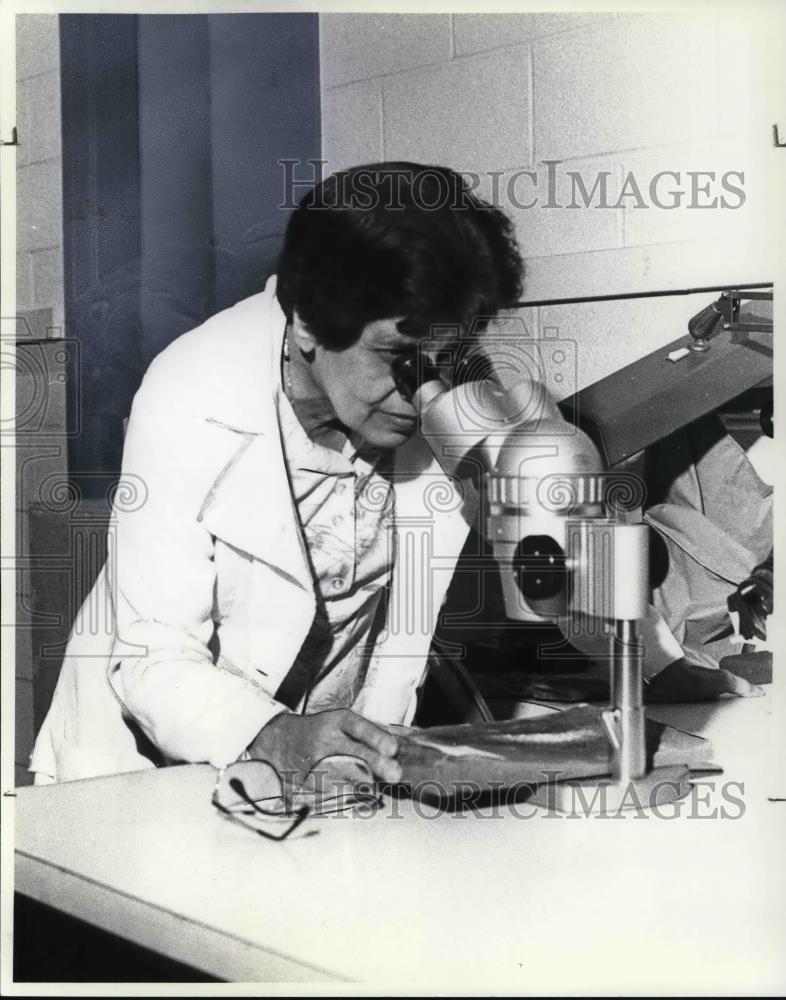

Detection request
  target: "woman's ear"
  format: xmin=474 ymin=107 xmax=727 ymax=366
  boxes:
xmin=291 ymin=311 xmax=318 ymax=359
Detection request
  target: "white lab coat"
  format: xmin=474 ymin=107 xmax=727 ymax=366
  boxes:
xmin=30 ymin=276 xmax=473 ymax=782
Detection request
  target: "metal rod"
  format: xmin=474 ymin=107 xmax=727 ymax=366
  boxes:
xmin=612 ymin=619 xmax=647 ymax=785
xmin=517 ymin=281 xmax=773 ymax=309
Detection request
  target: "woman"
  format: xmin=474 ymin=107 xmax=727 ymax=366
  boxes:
xmin=30 ymin=162 xmax=524 ymax=786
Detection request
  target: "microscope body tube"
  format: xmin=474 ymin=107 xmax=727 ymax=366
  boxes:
xmin=612 ymin=619 xmax=647 ymax=783
xmin=610 ymin=524 xmax=649 ymax=621
xmin=609 ymin=524 xmax=649 ymax=784
xmin=412 ymin=379 xmax=516 ymax=476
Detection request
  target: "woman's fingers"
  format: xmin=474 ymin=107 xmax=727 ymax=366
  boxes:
xmin=249 ymin=709 xmax=403 ymax=788
xmin=338 ymin=710 xmax=399 ymax=758
xmin=311 ymin=750 xmax=401 ymax=786
xmin=328 ymin=711 xmax=402 ymax=782
xmin=366 ymin=751 xmax=402 ymax=784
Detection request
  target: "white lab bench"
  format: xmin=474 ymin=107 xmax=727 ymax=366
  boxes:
xmin=13 ymin=696 xmax=786 ymax=991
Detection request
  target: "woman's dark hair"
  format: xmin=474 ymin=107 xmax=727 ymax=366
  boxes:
xmin=276 ymin=162 xmax=523 ymax=349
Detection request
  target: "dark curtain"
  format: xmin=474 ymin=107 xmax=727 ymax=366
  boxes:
xmin=60 ymin=13 xmax=321 ymax=495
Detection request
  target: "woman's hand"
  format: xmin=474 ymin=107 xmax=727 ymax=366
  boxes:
xmin=248 ymin=709 xmax=402 ymax=792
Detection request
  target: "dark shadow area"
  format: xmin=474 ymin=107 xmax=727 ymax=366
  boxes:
xmin=14 ymin=894 xmax=219 ymax=983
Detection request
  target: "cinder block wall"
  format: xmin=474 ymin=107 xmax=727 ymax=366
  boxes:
xmin=319 ymin=11 xmax=775 ymax=396
xmin=16 ymin=14 xmax=65 ymax=339
xmin=15 ymin=14 xmax=66 ymax=784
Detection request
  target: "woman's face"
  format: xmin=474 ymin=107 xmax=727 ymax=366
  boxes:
xmin=292 ymin=315 xmax=421 ymax=450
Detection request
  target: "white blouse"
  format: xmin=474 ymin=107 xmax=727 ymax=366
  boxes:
xmin=275 ymin=387 xmax=396 ymax=713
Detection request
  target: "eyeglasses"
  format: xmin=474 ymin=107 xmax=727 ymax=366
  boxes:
xmin=212 ymin=756 xmax=383 ymax=841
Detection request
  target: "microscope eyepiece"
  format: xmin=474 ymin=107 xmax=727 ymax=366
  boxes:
xmin=391 ymin=349 xmax=444 ymax=402
xmin=392 ymin=342 xmax=500 ymax=402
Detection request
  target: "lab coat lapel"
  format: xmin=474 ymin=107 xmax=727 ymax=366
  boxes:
xmin=197 ymin=425 xmax=314 ymax=593
xmin=195 ymin=275 xmax=313 ymax=591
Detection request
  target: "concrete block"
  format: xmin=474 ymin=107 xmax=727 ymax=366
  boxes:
xmin=31 ymin=246 xmax=65 ymax=320
xmin=15 ymin=307 xmax=56 ymax=342
xmin=16 ymin=77 xmax=32 ymax=167
xmin=322 ymin=79 xmax=382 ymax=175
xmin=383 ymin=46 xmax=530 ymax=175
xmin=620 ymin=143 xmax=762 ymax=251
xmin=521 ymin=238 xmax=771 ymax=332
xmin=320 ymin=13 xmax=451 ymax=88
xmin=16 ymin=253 xmax=34 ymax=313
xmin=16 ymin=159 xmax=64 ymax=253
xmin=16 ymin=13 xmax=60 ymax=81
xmin=25 ymin=70 xmax=63 ymax=165
xmin=533 ymin=14 xmax=718 ymax=161
xmin=454 ymin=12 xmax=612 ymax=55
xmin=539 ymin=290 xmax=716 ymax=397
xmin=482 ymin=307 xmax=540 ymax=389
xmin=715 ymin=8 xmax=782 ymax=146
xmin=476 ymin=158 xmax=622 ymax=258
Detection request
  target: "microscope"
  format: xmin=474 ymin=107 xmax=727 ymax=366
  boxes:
xmin=393 ymin=345 xmax=694 ymax=809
